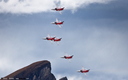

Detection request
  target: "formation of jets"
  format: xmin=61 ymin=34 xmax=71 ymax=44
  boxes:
xmin=0 ymin=1 xmax=90 ymax=80
xmin=43 ymin=0 xmax=90 ymax=76
xmin=43 ymin=35 xmax=62 ymax=42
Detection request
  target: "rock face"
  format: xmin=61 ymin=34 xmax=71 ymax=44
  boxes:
xmin=59 ymin=77 xmax=68 ymax=80
xmin=2 ymin=60 xmax=56 ymax=80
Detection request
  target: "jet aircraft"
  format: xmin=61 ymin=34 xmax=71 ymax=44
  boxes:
xmin=53 ymin=38 xmax=62 ymax=42
xmin=52 ymin=0 xmax=64 ymax=14
xmin=52 ymin=7 xmax=64 ymax=11
xmin=61 ymin=55 xmax=73 ymax=59
xmin=52 ymin=7 xmax=64 ymax=14
xmin=43 ymin=35 xmax=55 ymax=41
xmin=52 ymin=18 xmax=64 ymax=28
xmin=77 ymin=67 xmax=90 ymax=74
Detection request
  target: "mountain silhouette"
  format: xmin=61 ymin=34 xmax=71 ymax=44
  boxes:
xmin=59 ymin=77 xmax=68 ymax=80
xmin=1 ymin=60 xmax=56 ymax=80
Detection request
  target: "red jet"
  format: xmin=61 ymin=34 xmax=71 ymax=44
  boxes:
xmin=61 ymin=55 xmax=73 ymax=59
xmin=52 ymin=7 xmax=64 ymax=11
xmin=77 ymin=68 xmax=90 ymax=73
xmin=53 ymin=38 xmax=62 ymax=42
xmin=52 ymin=7 xmax=64 ymax=14
xmin=43 ymin=35 xmax=55 ymax=41
xmin=52 ymin=18 xmax=64 ymax=28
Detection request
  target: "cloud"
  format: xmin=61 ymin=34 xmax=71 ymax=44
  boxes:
xmin=0 ymin=0 xmax=113 ymax=14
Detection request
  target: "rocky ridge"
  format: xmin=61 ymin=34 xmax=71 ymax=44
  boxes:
xmin=1 ymin=60 xmax=65 ymax=80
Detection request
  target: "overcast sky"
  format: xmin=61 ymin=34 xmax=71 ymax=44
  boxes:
xmin=0 ymin=0 xmax=128 ymax=80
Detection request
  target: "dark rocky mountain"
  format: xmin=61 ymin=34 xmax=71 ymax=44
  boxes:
xmin=1 ymin=60 xmax=57 ymax=80
xmin=59 ymin=77 xmax=68 ymax=80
